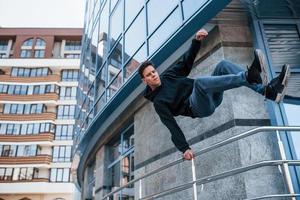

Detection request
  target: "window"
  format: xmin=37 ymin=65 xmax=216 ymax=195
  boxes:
xmin=107 ymin=122 xmax=134 ymax=199
xmin=0 ymin=40 xmax=8 ymax=50
xmin=20 ymin=38 xmax=46 ymax=58
xmin=55 ymin=125 xmax=74 ymax=140
xmin=3 ymin=104 xmax=45 ymax=115
xmin=50 ymin=168 xmax=70 ymax=182
xmin=35 ymin=38 xmax=46 ymax=47
xmin=10 ymin=67 xmax=50 ymax=77
xmin=16 ymin=145 xmax=37 ymax=157
xmin=0 ymin=84 xmax=8 ymax=93
xmin=65 ymin=40 xmax=81 ymax=51
xmin=34 ymin=50 xmax=45 ymax=58
xmin=1 ymin=145 xmax=17 ymax=157
xmin=61 ymin=70 xmax=79 ymax=81
xmin=57 ymin=105 xmax=76 ymax=119
xmin=60 ymin=87 xmax=77 ymax=100
xmin=0 ymin=168 xmax=13 ymax=180
xmin=110 ymin=0 xmax=123 ymax=48
xmin=52 ymin=146 xmax=72 ymax=162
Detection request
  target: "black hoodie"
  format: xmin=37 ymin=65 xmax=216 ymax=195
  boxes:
xmin=143 ymin=39 xmax=201 ymax=153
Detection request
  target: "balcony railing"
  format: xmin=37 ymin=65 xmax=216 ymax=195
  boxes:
xmin=0 ymin=133 xmax=54 ymax=142
xmin=0 ymin=93 xmax=59 ymax=102
xmin=0 ymin=154 xmax=52 ymax=165
xmin=0 ymin=112 xmax=56 ymax=121
xmin=0 ymin=74 xmax=60 ymax=83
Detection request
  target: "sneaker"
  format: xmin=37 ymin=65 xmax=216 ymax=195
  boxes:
xmin=246 ymin=49 xmax=268 ymax=85
xmin=265 ymin=64 xmax=290 ymax=103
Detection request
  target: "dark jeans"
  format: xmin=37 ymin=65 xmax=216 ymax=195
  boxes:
xmin=189 ymin=60 xmax=264 ymax=117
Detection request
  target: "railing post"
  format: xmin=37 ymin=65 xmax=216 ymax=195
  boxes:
xmin=191 ymin=158 xmax=198 ymax=200
xmin=139 ymin=179 xmax=143 ymax=199
xmin=276 ymin=130 xmax=296 ymax=200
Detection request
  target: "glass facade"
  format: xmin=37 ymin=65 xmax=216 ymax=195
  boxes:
xmin=77 ymin=0 xmax=213 ymax=144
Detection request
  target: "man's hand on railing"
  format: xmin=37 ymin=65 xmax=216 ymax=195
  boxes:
xmin=183 ymin=149 xmax=195 ymax=160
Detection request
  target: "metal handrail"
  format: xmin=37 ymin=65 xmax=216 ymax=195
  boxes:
xmin=140 ymin=160 xmax=300 ymax=200
xmin=101 ymin=126 xmax=300 ymax=200
xmin=245 ymin=194 xmax=300 ymax=200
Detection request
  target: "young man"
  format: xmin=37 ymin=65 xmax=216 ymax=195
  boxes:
xmin=139 ymin=29 xmax=290 ymax=160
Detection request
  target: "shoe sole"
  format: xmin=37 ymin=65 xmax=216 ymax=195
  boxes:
xmin=255 ymin=49 xmax=268 ymax=86
xmin=275 ymin=64 xmax=290 ymax=103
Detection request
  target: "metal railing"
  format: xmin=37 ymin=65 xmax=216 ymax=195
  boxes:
xmin=101 ymin=126 xmax=300 ymax=200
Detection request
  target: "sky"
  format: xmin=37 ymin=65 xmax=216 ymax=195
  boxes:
xmin=0 ymin=0 xmax=85 ymax=28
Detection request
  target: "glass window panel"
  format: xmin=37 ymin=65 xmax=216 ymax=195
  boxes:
xmin=147 ymin=0 xmax=178 ymax=34
xmin=124 ymin=45 xmax=146 ymax=81
xmin=125 ymin=0 xmax=144 ymax=28
xmin=57 ymin=169 xmax=63 ymax=181
xmin=110 ymin=0 xmax=123 ymax=48
xmin=50 ymin=169 xmax=57 ymax=182
xmin=63 ymin=168 xmax=70 ymax=182
xmin=3 ymin=104 xmax=11 ymax=113
xmin=21 ymin=124 xmax=27 ymax=135
xmin=149 ymin=8 xmax=181 ymax=55
xmin=107 ymin=71 xmax=122 ymax=99
xmin=182 ymin=0 xmax=208 ymax=20
xmin=24 ymin=104 xmax=31 ymax=114
xmin=108 ymin=43 xmax=122 ymax=83
xmin=7 ymin=85 xmax=14 ymax=94
xmin=11 ymin=104 xmax=17 ymax=114
xmin=24 ymin=69 xmax=30 ymax=77
xmin=16 ymin=104 xmax=24 ymax=114
xmin=124 ymin=11 xmax=145 ymax=62
xmin=27 ymin=124 xmax=34 ymax=134
xmin=0 ymin=124 xmax=7 ymax=134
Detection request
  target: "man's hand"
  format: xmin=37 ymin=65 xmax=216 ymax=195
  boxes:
xmin=183 ymin=149 xmax=195 ymax=160
xmin=195 ymin=29 xmax=208 ymax=41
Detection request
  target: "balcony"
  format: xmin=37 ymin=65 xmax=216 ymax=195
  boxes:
xmin=0 ymin=93 xmax=59 ymax=102
xmin=0 ymin=133 xmax=54 ymax=142
xmin=0 ymin=112 xmax=56 ymax=121
xmin=0 ymin=178 xmax=49 ymax=183
xmin=0 ymin=74 xmax=60 ymax=83
xmin=0 ymin=155 xmax=52 ymax=165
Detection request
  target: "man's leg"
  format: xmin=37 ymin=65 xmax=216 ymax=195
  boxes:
xmin=189 ymin=60 xmax=264 ymax=117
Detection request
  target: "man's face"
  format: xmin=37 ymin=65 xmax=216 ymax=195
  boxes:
xmin=142 ymin=65 xmax=161 ymax=90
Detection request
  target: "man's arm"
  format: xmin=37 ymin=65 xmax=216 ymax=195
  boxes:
xmin=171 ymin=29 xmax=208 ymax=76
xmin=154 ymin=102 xmax=190 ymax=153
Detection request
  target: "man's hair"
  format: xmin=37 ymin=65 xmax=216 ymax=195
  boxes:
xmin=138 ymin=60 xmax=154 ymax=78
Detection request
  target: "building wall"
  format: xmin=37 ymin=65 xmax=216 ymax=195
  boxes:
xmin=88 ymin=2 xmax=288 ymax=199
xmin=0 ymin=28 xmax=82 ymax=200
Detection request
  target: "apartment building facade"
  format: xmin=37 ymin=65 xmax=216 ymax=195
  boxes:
xmin=0 ymin=28 xmax=82 ymax=200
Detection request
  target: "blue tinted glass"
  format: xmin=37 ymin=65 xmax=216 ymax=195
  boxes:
xmin=108 ymin=40 xmax=122 ymax=83
xmin=125 ymin=0 xmax=144 ymax=29
xmin=124 ymin=11 xmax=146 ymax=63
xmin=182 ymin=0 xmax=208 ymax=20
xmin=147 ymin=0 xmax=178 ymax=34
xmin=100 ymin=0 xmax=109 ymax=36
xmin=111 ymin=0 xmax=118 ymax=11
xmin=124 ymin=45 xmax=146 ymax=81
xmin=110 ymin=0 xmax=123 ymax=48
xmin=148 ymin=8 xmax=181 ymax=55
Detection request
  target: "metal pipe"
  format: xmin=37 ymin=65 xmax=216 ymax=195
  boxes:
xmin=139 ymin=179 xmax=142 ymax=199
xmin=276 ymin=130 xmax=296 ymax=200
xmin=191 ymin=158 xmax=198 ymax=200
xmin=244 ymin=193 xmax=300 ymax=200
xmin=139 ymin=160 xmax=300 ymax=200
